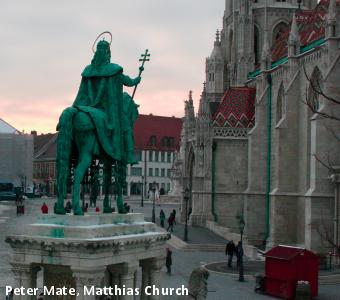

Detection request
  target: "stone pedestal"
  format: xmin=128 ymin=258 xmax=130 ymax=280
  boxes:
xmin=6 ymin=213 xmax=170 ymax=300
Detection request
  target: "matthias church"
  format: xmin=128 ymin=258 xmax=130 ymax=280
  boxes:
xmin=177 ymin=0 xmax=340 ymax=255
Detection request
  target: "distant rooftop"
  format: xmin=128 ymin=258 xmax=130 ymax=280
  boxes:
xmin=0 ymin=118 xmax=20 ymax=134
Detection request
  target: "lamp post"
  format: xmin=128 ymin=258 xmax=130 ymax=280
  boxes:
xmin=184 ymin=188 xmax=190 ymax=242
xmin=141 ymin=175 xmax=144 ymax=207
xmin=238 ymin=216 xmax=245 ymax=282
xmin=152 ymin=182 xmax=156 ymax=223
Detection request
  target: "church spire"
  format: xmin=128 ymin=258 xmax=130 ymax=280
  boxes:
xmin=215 ymin=29 xmax=220 ymax=45
xmin=288 ymin=13 xmax=300 ymax=56
xmin=261 ymin=3 xmax=271 ymax=70
xmin=328 ymin=0 xmax=337 ymax=22
xmin=326 ymin=0 xmax=338 ymax=38
xmin=261 ymin=30 xmax=271 ymax=70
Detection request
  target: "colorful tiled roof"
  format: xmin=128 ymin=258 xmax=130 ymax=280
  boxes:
xmin=271 ymin=0 xmax=335 ymax=62
xmin=134 ymin=114 xmax=182 ymax=151
xmin=212 ymin=87 xmax=256 ymax=128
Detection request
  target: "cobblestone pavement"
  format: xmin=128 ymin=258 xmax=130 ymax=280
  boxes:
xmin=0 ymin=198 xmax=339 ymax=300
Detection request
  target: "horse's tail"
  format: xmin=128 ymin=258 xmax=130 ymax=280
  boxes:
xmin=56 ymin=107 xmax=77 ymax=200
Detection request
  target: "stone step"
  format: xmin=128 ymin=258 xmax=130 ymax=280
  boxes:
xmin=184 ymin=244 xmax=226 ymax=252
xmin=166 ymin=233 xmax=188 ymax=250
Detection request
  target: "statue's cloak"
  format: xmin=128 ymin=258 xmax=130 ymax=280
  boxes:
xmin=71 ymin=63 xmax=138 ymax=164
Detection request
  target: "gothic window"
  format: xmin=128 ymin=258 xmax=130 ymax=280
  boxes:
xmin=276 ymin=83 xmax=285 ymax=124
xmin=272 ymin=22 xmax=289 ymax=45
xmin=254 ymin=25 xmax=260 ymax=67
xmin=306 ymin=67 xmax=323 ymax=190
xmin=308 ymin=67 xmax=323 ymax=113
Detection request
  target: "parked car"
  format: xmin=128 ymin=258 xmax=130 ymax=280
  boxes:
xmin=0 ymin=191 xmax=16 ymax=201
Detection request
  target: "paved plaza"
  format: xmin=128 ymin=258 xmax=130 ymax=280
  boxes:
xmin=0 ymin=198 xmax=339 ymax=299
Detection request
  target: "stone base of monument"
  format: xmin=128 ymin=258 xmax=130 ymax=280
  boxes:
xmin=6 ymin=213 xmax=170 ymax=300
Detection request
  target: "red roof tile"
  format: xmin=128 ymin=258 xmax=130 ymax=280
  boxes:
xmin=271 ymin=0 xmax=336 ymax=62
xmin=133 ymin=114 xmax=182 ymax=151
xmin=212 ymin=87 xmax=256 ymax=128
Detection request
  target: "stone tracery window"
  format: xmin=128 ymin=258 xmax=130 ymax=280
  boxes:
xmin=308 ymin=67 xmax=323 ymax=113
xmin=276 ymin=83 xmax=285 ymax=124
xmin=272 ymin=22 xmax=289 ymax=45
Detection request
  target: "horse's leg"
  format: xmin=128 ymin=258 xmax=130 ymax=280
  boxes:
xmin=103 ymin=161 xmax=113 ymax=213
xmin=116 ymin=161 xmax=127 ymax=214
xmin=73 ymin=132 xmax=95 ymax=215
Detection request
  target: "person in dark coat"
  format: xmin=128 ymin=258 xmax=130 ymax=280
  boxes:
xmin=172 ymin=209 xmax=177 ymax=225
xmin=167 ymin=213 xmax=175 ymax=232
xmin=160 ymin=209 xmax=166 ymax=228
xmin=225 ymin=240 xmax=236 ymax=268
xmin=166 ymin=248 xmax=172 ymax=275
xmin=236 ymin=241 xmax=244 ymax=268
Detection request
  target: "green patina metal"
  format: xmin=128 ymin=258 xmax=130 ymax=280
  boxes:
xmin=248 ymin=38 xmax=325 ymax=80
xmin=300 ymin=38 xmax=325 ymax=53
xmin=54 ymin=36 xmax=149 ymax=215
xmin=265 ymin=74 xmax=272 ymax=243
xmin=271 ymin=57 xmax=288 ymax=69
xmin=248 ymin=69 xmax=262 ymax=79
xmin=211 ymin=142 xmax=218 ymax=222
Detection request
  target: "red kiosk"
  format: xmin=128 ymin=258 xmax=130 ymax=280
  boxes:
xmin=264 ymin=245 xmax=319 ymax=299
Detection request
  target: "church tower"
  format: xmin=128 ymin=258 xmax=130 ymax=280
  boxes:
xmin=205 ymin=30 xmax=226 ymax=103
xmin=221 ymin=0 xmax=318 ymax=86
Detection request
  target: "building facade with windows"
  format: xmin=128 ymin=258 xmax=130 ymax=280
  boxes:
xmin=179 ymin=0 xmax=340 ymax=256
xmin=0 ymin=118 xmax=33 ymax=191
xmin=127 ymin=114 xmax=182 ymax=198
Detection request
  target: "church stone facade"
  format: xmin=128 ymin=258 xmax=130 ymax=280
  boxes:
xmin=179 ymin=0 xmax=340 ymax=255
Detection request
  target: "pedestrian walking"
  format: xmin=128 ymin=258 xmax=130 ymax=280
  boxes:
xmin=236 ymin=241 xmax=244 ymax=268
xmin=41 ymin=202 xmax=48 ymax=214
xmin=6 ymin=288 xmax=13 ymax=300
xmin=225 ymin=240 xmax=236 ymax=268
xmin=160 ymin=209 xmax=166 ymax=228
xmin=167 ymin=212 xmax=175 ymax=232
xmin=166 ymin=248 xmax=172 ymax=275
xmin=37 ymin=292 xmax=44 ymax=300
xmin=172 ymin=209 xmax=177 ymax=225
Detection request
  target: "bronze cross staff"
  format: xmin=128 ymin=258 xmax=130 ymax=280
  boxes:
xmin=132 ymin=49 xmax=150 ymax=99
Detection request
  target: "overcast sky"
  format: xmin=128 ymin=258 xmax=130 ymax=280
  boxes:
xmin=0 ymin=0 xmax=225 ymax=133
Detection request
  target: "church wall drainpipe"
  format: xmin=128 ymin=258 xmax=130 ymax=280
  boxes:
xmin=212 ymin=141 xmax=218 ymax=222
xmin=265 ymin=73 xmax=273 ymax=244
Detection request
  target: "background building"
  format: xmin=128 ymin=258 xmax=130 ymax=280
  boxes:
xmin=0 ymin=118 xmax=33 ymax=191
xmin=33 ymin=132 xmax=57 ymax=196
xmin=126 ymin=114 xmax=182 ymax=198
xmin=179 ymin=0 xmax=340 ymax=257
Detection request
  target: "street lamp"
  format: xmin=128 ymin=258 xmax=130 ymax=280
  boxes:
xmin=141 ymin=175 xmax=144 ymax=207
xmin=184 ymin=188 xmax=190 ymax=242
xmin=152 ymin=182 xmax=156 ymax=223
xmin=238 ymin=216 xmax=245 ymax=282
